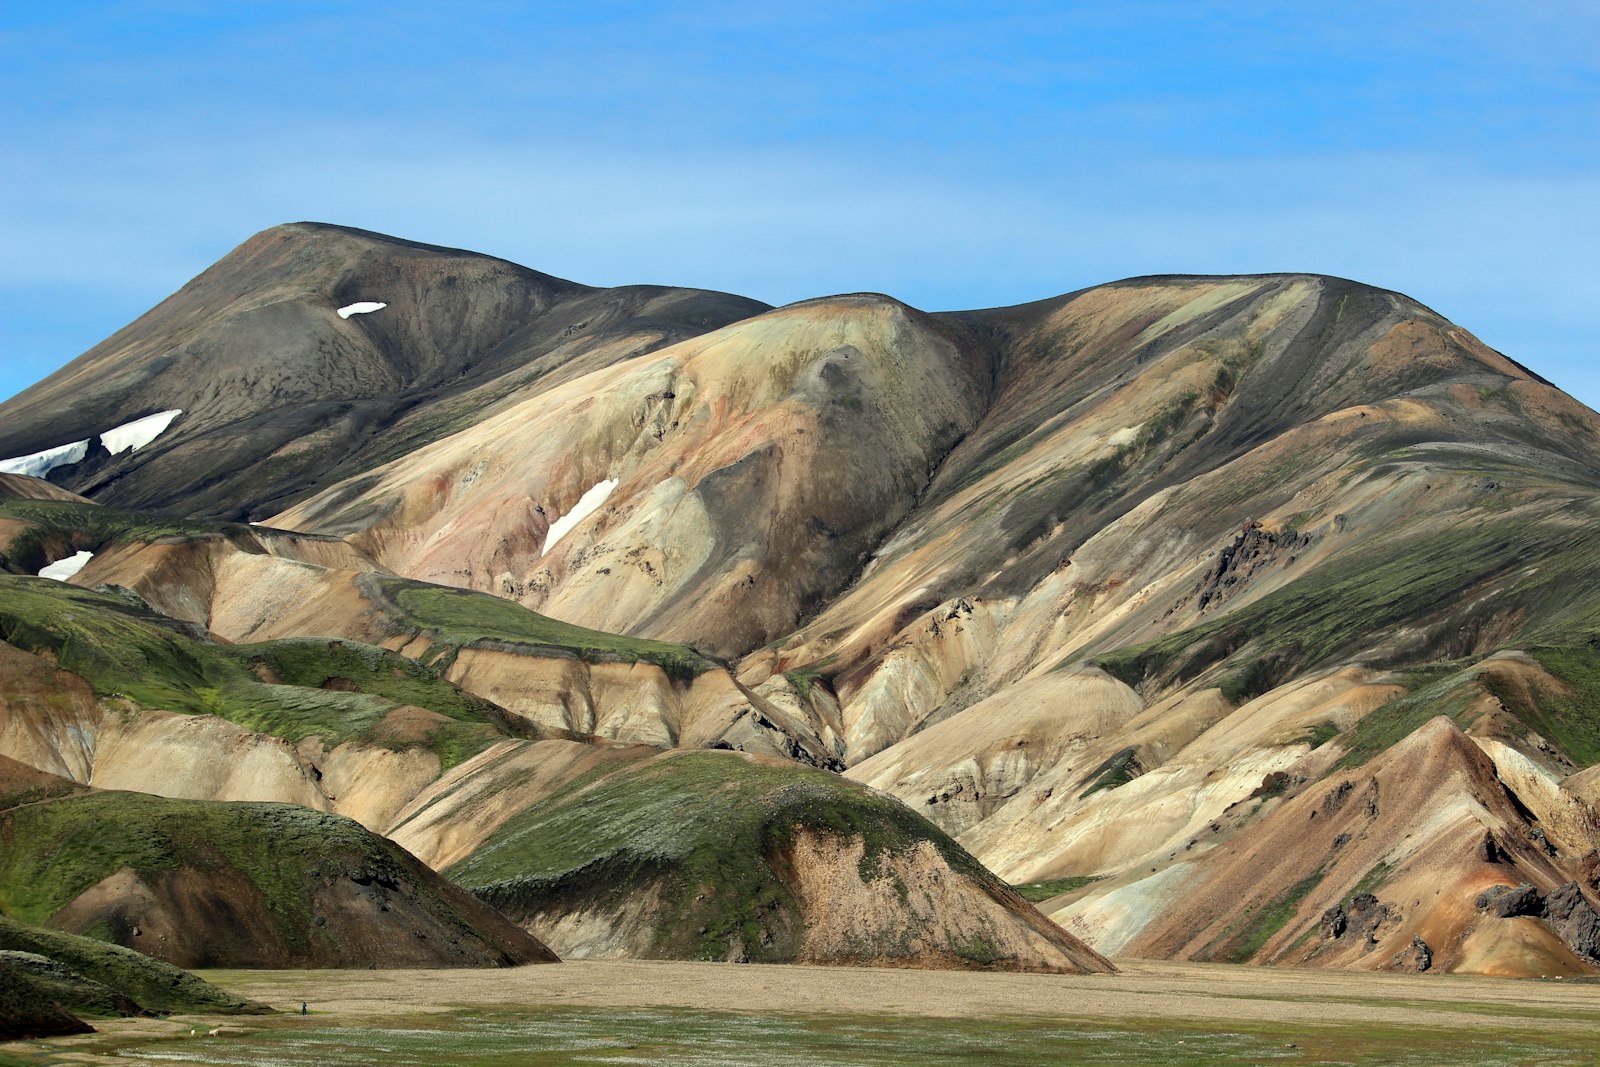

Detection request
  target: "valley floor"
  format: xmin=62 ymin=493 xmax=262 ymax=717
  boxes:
xmin=5 ymin=959 xmax=1599 ymax=1066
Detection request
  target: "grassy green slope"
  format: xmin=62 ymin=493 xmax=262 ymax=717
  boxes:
xmin=1329 ymin=636 xmax=1600 ymax=770
xmin=361 ymin=575 xmax=716 ymax=680
xmin=0 ymin=916 xmax=265 ymax=1016
xmin=0 ymin=965 xmax=94 ymax=1040
xmin=447 ymin=750 xmax=996 ymax=962
xmin=0 ymin=499 xmax=262 ymax=574
xmin=0 ymin=791 xmax=391 ymax=930
xmin=0 ymin=577 xmax=505 ymax=769
xmin=1090 ymin=517 xmax=1600 ymax=756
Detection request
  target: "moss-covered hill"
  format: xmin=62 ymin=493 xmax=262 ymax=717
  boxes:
xmin=447 ymin=749 xmax=1108 ymax=972
xmin=0 ymin=576 xmax=515 ymax=769
xmin=0 ymin=497 xmax=247 ymax=575
xmin=0 ymin=914 xmax=268 ymax=1032
xmin=0 ymin=788 xmax=556 ymax=969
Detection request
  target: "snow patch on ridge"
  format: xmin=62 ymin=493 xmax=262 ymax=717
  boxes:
xmin=0 ymin=410 xmax=183 ymax=478
xmin=338 ymin=301 xmax=388 ymax=318
xmin=542 ymin=479 xmax=619 ymax=556
xmin=38 ymin=550 xmax=93 ymax=581
xmin=0 ymin=440 xmax=89 ymax=478
xmin=101 ymin=409 xmax=182 ymax=455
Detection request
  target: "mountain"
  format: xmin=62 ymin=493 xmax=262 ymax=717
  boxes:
xmin=0 ymin=223 xmax=767 ymax=520
xmin=1 ymin=223 xmax=1596 ymax=978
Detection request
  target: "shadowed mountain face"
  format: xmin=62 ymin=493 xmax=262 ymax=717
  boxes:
xmin=1 ymin=224 xmax=1597 ymax=978
xmin=0 ymin=223 xmax=767 ymax=520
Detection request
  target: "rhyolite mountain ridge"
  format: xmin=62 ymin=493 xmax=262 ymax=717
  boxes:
xmin=1 ymin=222 xmax=1597 ymax=982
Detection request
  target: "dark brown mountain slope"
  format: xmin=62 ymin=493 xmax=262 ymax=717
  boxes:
xmin=0 ymin=223 xmax=767 ymax=520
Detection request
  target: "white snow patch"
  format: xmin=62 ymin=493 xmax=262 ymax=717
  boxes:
xmin=0 ymin=439 xmax=89 ymax=478
xmin=101 ymin=409 xmax=183 ymax=455
xmin=0 ymin=410 xmax=181 ymax=477
xmin=38 ymin=550 xmax=93 ymax=581
xmin=1107 ymin=426 xmax=1139 ymax=448
xmin=541 ymin=479 xmax=618 ymax=556
xmin=337 ymin=301 xmax=388 ymax=319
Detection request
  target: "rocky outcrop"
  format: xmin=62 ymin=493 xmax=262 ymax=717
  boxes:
xmin=1191 ymin=521 xmax=1314 ymax=614
xmin=1544 ymin=881 xmax=1600 ymax=962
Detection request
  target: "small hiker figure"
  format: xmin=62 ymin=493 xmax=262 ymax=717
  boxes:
xmin=300 ymin=1001 xmax=308 ymax=1015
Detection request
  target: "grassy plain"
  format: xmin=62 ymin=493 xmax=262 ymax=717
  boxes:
xmin=4 ymin=959 xmax=1597 ymax=1066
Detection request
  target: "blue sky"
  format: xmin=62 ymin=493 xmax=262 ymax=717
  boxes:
xmin=3 ymin=1 xmax=1597 ymax=408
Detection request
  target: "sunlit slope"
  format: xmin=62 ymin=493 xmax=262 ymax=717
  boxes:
xmin=0 ymin=500 xmax=838 ymax=764
xmin=768 ymin=275 xmax=1600 ymax=758
xmin=276 ymin=293 xmax=991 ymax=659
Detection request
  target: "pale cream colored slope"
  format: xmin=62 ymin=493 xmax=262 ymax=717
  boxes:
xmin=387 ymin=738 xmax=650 ymax=869
xmin=845 ymin=670 xmax=1145 ymax=837
xmin=0 ymin=660 xmax=447 ymax=833
xmin=273 ymin=295 xmax=988 ymax=657
xmin=757 ymin=275 xmax=1597 ymax=777
xmin=1060 ymin=716 xmax=1598 ymax=977
xmin=855 ymin=666 xmax=1401 ymax=885
xmin=766 ymin=279 xmax=1317 ymax=702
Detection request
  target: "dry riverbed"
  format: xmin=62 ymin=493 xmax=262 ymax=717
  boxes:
xmin=6 ymin=958 xmax=1599 ymax=1066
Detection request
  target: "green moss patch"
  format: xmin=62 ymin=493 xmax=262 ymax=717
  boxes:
xmin=1201 ymin=866 xmax=1329 ymax=964
xmin=1331 ymin=666 xmax=1483 ymax=770
xmin=0 ymin=499 xmax=224 ymax=545
xmin=0 ymin=792 xmax=384 ymax=936
xmin=1010 ymin=876 xmax=1101 ymax=903
xmin=1295 ymin=720 xmax=1342 ymax=749
xmin=1485 ymin=637 xmax=1600 ymax=766
xmin=366 ymin=576 xmax=715 ymax=681
xmin=1077 ymin=517 xmax=1600 ymax=702
xmin=1077 ymin=747 xmax=1141 ymax=798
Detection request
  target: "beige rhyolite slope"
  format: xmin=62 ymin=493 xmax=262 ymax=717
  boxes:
xmin=276 ymin=294 xmax=987 ymax=659
xmin=3 ymin=227 xmax=1598 ymax=977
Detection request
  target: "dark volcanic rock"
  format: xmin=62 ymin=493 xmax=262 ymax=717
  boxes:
xmin=1545 ymin=881 xmax=1600 ymax=962
xmin=1476 ymin=831 xmax=1503 ymax=864
xmin=1389 ymin=934 xmax=1433 ymax=972
xmin=1475 ymin=883 xmax=1546 ymax=919
xmin=1193 ymin=521 xmax=1314 ymax=613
